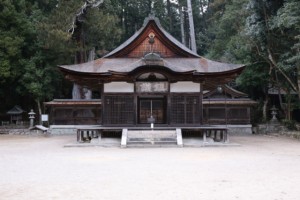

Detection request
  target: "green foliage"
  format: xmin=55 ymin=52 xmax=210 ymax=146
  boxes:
xmin=0 ymin=0 xmax=37 ymax=111
xmin=243 ymin=0 xmax=298 ymax=93
xmin=282 ymin=119 xmax=297 ymax=130
xmin=0 ymin=0 xmax=117 ymax=112
xmin=236 ymin=62 xmax=270 ymax=99
xmin=35 ymin=0 xmax=81 ymax=57
xmin=1 ymin=0 xmax=300 ymax=123
xmin=206 ymin=0 xmax=249 ymax=62
xmin=204 ymin=0 xmax=300 ymax=122
xmin=0 ymin=0 xmax=29 ymax=84
xmin=271 ymin=0 xmax=300 ymax=87
xmin=18 ymin=52 xmax=61 ymax=101
xmin=83 ymin=9 xmax=122 ymax=51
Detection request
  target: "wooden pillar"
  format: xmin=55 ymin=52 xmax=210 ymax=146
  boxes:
xmin=247 ymin=107 xmax=251 ymax=124
xmin=101 ymin=84 xmax=105 ymax=125
xmin=200 ymin=82 xmax=203 ymax=125
xmin=203 ymin=130 xmax=207 ymax=143
xmin=220 ymin=130 xmax=223 ymax=142
xmin=77 ymin=129 xmax=84 ymax=143
xmin=134 ymin=93 xmax=137 ymax=125
xmin=213 ymin=130 xmax=216 ymax=140
xmin=167 ymin=91 xmax=171 ymax=125
xmin=222 ymin=129 xmax=228 ymax=143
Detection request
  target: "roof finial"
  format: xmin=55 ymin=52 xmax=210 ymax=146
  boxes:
xmin=143 ymin=11 xmax=161 ymax=27
xmin=149 ymin=0 xmax=156 ymax=18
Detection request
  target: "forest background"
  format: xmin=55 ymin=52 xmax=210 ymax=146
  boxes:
xmin=0 ymin=0 xmax=299 ymax=124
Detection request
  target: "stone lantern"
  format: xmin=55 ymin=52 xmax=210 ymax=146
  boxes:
xmin=270 ymin=105 xmax=279 ymax=124
xmin=28 ymin=109 xmax=36 ymax=128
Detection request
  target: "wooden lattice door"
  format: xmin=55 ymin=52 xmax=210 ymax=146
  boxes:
xmin=138 ymin=98 xmax=166 ymax=124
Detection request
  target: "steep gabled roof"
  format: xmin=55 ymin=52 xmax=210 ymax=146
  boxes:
xmin=104 ymin=15 xmax=199 ymax=58
xmin=59 ymin=14 xmax=245 ymax=84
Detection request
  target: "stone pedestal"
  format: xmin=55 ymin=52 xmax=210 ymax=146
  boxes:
xmin=257 ymin=123 xmax=287 ymax=134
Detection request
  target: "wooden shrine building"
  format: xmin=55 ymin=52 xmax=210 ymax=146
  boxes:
xmin=45 ymin=15 xmax=255 ymax=131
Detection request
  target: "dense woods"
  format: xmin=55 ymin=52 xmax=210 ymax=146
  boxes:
xmin=0 ymin=0 xmax=299 ymax=123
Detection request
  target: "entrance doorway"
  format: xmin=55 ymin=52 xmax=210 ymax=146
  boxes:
xmin=138 ymin=97 xmax=166 ymax=124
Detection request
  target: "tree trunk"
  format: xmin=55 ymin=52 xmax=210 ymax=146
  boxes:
xmin=286 ymin=92 xmax=292 ymax=120
xmin=274 ymin=71 xmax=284 ymax=111
xmin=267 ymin=48 xmax=298 ymax=94
xmin=83 ymin=48 xmax=95 ymax=100
xmin=298 ymin=66 xmax=300 ymax=100
xmin=263 ymin=96 xmax=269 ymax=121
xmin=187 ymin=0 xmax=197 ymax=53
xmin=36 ymin=99 xmax=42 ymax=125
xmin=179 ymin=2 xmax=186 ymax=46
xmin=167 ymin=0 xmax=172 ymax=32
xmin=72 ymin=83 xmax=81 ymax=99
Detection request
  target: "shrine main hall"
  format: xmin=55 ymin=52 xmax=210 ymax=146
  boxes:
xmin=45 ymin=15 xmax=255 ymax=146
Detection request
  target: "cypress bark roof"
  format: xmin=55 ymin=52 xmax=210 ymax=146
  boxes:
xmin=59 ymin=14 xmax=245 ymax=80
xmin=44 ymin=99 xmax=101 ymax=106
xmin=60 ymin=57 xmax=243 ymax=75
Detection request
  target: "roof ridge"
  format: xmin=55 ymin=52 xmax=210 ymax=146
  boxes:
xmin=142 ymin=13 xmax=162 ymax=27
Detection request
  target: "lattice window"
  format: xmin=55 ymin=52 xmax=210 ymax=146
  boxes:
xmin=186 ymin=96 xmax=200 ymax=124
xmin=204 ymin=107 xmax=250 ymax=124
xmin=52 ymin=108 xmax=100 ymax=125
xmin=54 ymin=109 xmax=73 ymax=118
xmin=74 ymin=109 xmax=95 ymax=118
xmin=104 ymin=95 xmax=134 ymax=125
xmin=208 ymin=108 xmax=226 ymax=119
xmin=171 ymin=96 xmax=185 ymax=124
xmin=228 ymin=108 xmax=247 ymax=119
xmin=171 ymin=95 xmax=200 ymax=124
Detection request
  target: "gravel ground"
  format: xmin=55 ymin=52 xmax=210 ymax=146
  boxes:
xmin=0 ymin=134 xmax=300 ymax=200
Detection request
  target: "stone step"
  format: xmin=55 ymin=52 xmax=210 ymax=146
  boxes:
xmin=127 ymin=130 xmax=176 ymax=139
xmin=128 ymin=139 xmax=177 ymax=146
xmin=126 ymin=144 xmax=178 ymax=148
xmin=125 ymin=129 xmax=178 ymax=147
xmin=121 ymin=129 xmax=183 ymax=148
xmin=128 ymin=138 xmax=177 ymax=142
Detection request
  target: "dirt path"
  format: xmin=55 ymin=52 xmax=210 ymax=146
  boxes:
xmin=0 ymin=134 xmax=300 ymax=200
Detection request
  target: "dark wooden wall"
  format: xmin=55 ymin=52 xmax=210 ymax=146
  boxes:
xmin=203 ymin=106 xmax=251 ymax=125
xmin=49 ymin=106 xmax=101 ymax=125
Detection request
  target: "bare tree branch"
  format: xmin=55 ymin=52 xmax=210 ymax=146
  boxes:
xmin=267 ymin=48 xmax=298 ymax=92
xmin=68 ymin=0 xmax=104 ymax=34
